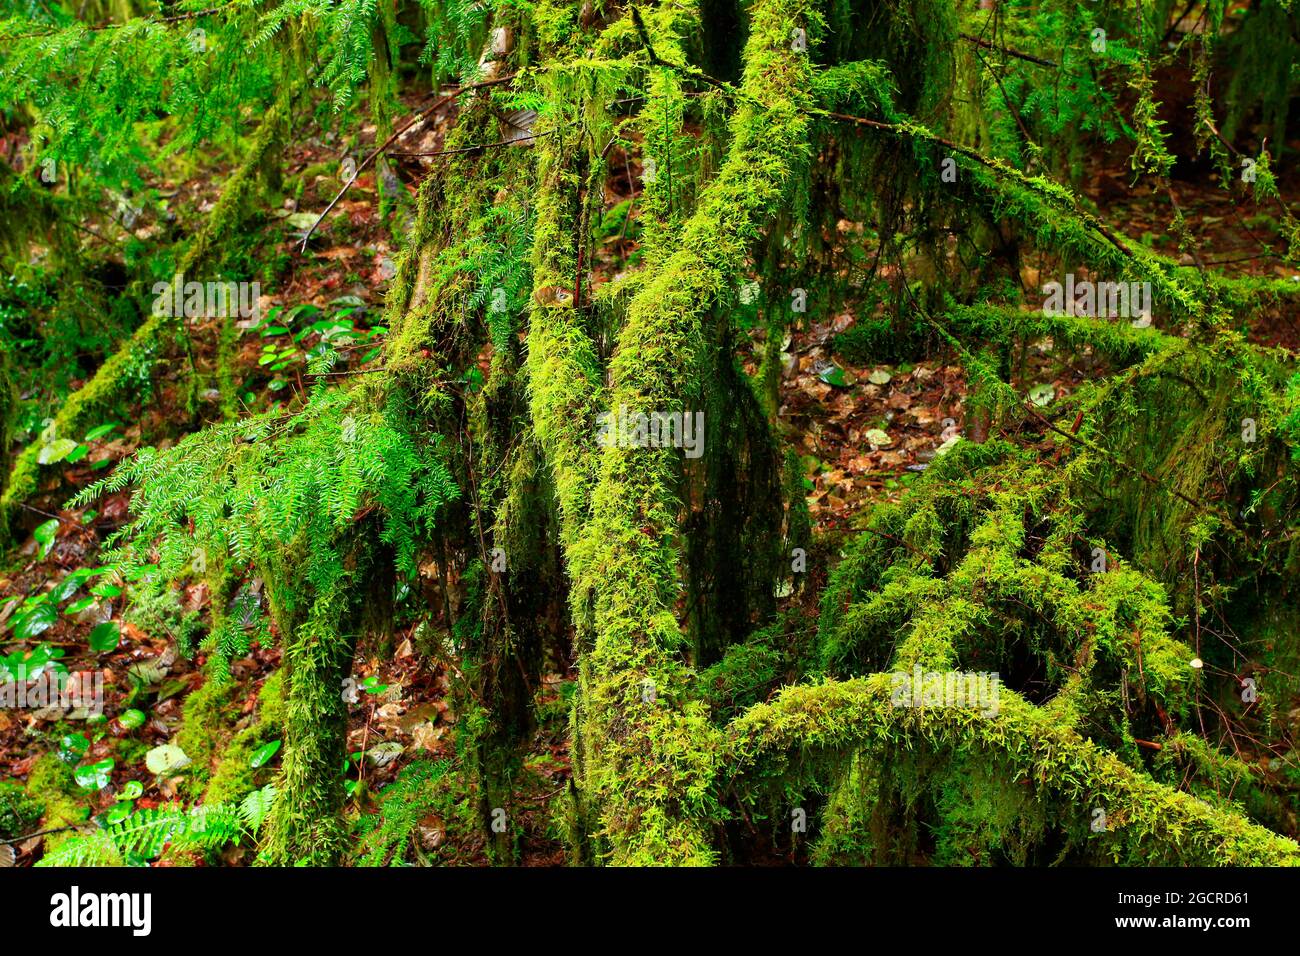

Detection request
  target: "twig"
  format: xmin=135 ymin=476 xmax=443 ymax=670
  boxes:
xmin=299 ymin=73 xmax=520 ymax=252
xmin=959 ymin=32 xmax=1055 ymax=68
xmin=822 ymin=109 xmax=1135 ymax=259
xmin=388 ymin=128 xmax=558 ymax=158
xmin=1 ymin=823 xmax=80 ymax=844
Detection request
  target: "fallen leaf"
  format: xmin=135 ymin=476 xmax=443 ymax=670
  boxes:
xmin=145 ymin=743 xmax=191 ymax=775
xmin=1029 ymin=383 xmax=1055 ymax=407
xmin=864 ymin=427 xmax=893 ymax=448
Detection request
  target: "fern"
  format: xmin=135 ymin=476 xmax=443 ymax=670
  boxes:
xmin=36 ymin=786 xmax=275 ymax=867
xmin=72 ymin=380 xmax=459 ymax=672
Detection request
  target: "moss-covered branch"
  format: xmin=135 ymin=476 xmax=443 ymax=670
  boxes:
xmin=1 ymin=90 xmax=292 ymax=527
xmin=727 ymin=676 xmax=1300 ymax=865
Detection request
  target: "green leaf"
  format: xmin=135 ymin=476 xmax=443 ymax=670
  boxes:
xmin=14 ymin=603 xmax=57 ymax=640
xmin=74 ymin=758 xmax=114 ymax=790
xmin=64 ymin=444 xmax=90 ymax=464
xmin=118 ymin=708 xmax=147 ymax=730
xmin=286 ymin=303 xmax=322 ymax=323
xmin=64 ymin=597 xmax=96 ymax=614
xmin=249 ymin=739 xmax=282 ymax=769
xmin=32 ymin=518 xmax=60 ymax=558
xmin=89 ymin=621 xmax=120 ymax=653
xmin=38 ymin=438 xmax=79 ymax=465
xmin=59 ymin=733 xmax=90 ymax=762
xmin=240 ymin=784 xmax=278 ymax=830
xmin=360 ymin=675 xmax=389 ymax=694
xmin=83 ymin=422 xmax=121 ymax=442
xmin=819 ymin=363 xmax=855 ymax=388
xmin=49 ymin=569 xmax=91 ymax=603
xmin=117 ymin=780 xmax=144 ymax=801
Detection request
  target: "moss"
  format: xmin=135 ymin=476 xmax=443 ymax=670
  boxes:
xmin=16 ymin=0 xmax=1295 ymax=870
xmin=834 ymin=314 xmax=932 ymax=366
xmin=112 ymin=737 xmax=150 ymax=768
xmin=787 ymin=383 xmax=1300 ymax=862
xmin=810 ymin=752 xmax=878 ymax=865
xmin=0 ymin=778 xmax=43 ymax=840
xmin=205 ymin=668 xmax=286 ymax=805
xmin=25 ymin=753 xmax=86 ymax=853
xmin=175 ymin=665 xmax=238 ymax=799
xmin=729 ymin=675 xmax=1300 ymax=865
xmin=697 ymin=614 xmax=811 ymax=720
xmin=260 ymin=549 xmax=369 ymax=866
xmin=525 ymin=0 xmax=823 ymax=864
xmin=0 ymin=345 xmax=15 ymax=544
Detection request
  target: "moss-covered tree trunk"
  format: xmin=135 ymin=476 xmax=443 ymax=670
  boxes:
xmin=19 ymin=0 xmax=1300 ymax=869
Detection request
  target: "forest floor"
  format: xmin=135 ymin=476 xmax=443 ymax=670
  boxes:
xmin=3 ymin=88 xmax=1299 ymax=865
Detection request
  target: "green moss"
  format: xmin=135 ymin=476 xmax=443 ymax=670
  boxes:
xmin=730 ymin=676 xmax=1300 ymax=865
xmin=260 ymin=560 xmax=366 ymax=866
xmin=25 ymin=753 xmax=86 ymax=853
xmin=112 ymin=737 xmax=150 ymax=768
xmin=205 ymin=669 xmax=286 ymax=805
xmin=810 ymin=753 xmax=879 ymax=865
xmin=176 ymin=666 xmax=238 ymax=799
xmin=0 ymin=779 xmax=43 ymax=840
xmin=526 ymin=0 xmax=823 ymax=864
xmin=788 ymin=380 xmax=1300 ymax=863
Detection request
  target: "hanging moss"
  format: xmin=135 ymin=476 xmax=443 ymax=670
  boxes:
xmin=0 ymin=344 xmax=15 ymax=544
xmin=730 ymin=674 xmax=1300 ymax=865
xmin=522 ymin=0 xmax=823 ymax=865
xmin=16 ymin=0 xmax=1300 ymax=871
